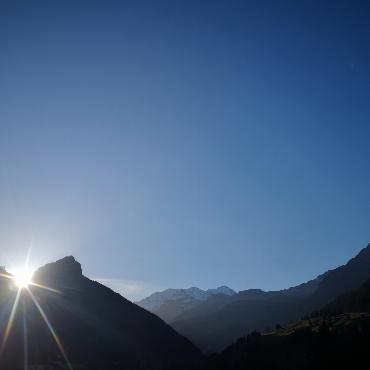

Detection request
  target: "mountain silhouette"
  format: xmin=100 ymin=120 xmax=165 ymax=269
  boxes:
xmin=140 ymin=244 xmax=370 ymax=353
xmin=0 ymin=256 xmax=201 ymax=370
xmin=201 ymin=276 xmax=370 ymax=370
xmin=2 ymin=245 xmax=370 ymax=368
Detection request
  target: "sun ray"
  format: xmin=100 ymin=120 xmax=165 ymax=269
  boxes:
xmin=2 ymin=268 xmax=60 ymax=295
xmin=22 ymin=296 xmax=28 ymax=370
xmin=27 ymin=288 xmax=73 ymax=370
xmin=25 ymin=240 xmax=33 ymax=268
xmin=0 ymin=272 xmax=14 ymax=280
xmin=29 ymin=282 xmax=61 ymax=295
xmin=0 ymin=246 xmax=68 ymax=368
xmin=11 ymin=267 xmax=33 ymax=289
xmin=0 ymin=288 xmax=22 ymax=356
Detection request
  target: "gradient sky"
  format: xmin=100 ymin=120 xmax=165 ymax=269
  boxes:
xmin=1 ymin=0 xmax=370 ymax=301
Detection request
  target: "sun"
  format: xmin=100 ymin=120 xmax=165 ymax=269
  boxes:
xmin=10 ymin=266 xmax=34 ymax=288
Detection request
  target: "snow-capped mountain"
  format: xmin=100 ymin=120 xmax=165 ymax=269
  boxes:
xmin=206 ymin=286 xmax=236 ymax=297
xmin=136 ymin=286 xmax=236 ymax=322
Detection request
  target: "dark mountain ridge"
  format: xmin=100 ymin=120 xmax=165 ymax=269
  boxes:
xmin=201 ymin=275 xmax=370 ymax=370
xmin=0 ymin=256 xmax=201 ymax=370
xmin=2 ymin=243 xmax=370 ymax=368
xmin=169 ymin=243 xmax=370 ymax=352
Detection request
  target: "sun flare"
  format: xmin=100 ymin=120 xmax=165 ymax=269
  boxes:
xmin=10 ymin=267 xmax=34 ymax=289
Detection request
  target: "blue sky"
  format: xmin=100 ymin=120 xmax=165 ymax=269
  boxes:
xmin=0 ymin=0 xmax=370 ymax=301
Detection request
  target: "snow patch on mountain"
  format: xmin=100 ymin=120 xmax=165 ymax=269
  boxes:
xmin=136 ymin=286 xmax=236 ymax=311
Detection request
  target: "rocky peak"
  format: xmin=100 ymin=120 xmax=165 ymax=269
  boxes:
xmin=207 ymin=286 xmax=236 ymax=296
xmin=33 ymin=256 xmax=83 ymax=284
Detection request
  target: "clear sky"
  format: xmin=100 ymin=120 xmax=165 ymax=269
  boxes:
xmin=1 ymin=0 xmax=370 ymax=301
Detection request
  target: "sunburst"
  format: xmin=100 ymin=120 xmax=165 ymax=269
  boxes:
xmin=9 ymin=266 xmax=34 ymax=289
xmin=0 ymin=253 xmax=72 ymax=370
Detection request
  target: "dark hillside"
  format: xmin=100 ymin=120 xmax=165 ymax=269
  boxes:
xmin=0 ymin=257 xmax=201 ymax=370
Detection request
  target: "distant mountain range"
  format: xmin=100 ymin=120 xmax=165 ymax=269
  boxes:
xmin=138 ymin=244 xmax=370 ymax=353
xmin=201 ymin=275 xmax=370 ymax=370
xmin=1 ymin=243 xmax=370 ymax=369
xmin=0 ymin=257 xmax=201 ymax=370
xmin=136 ymin=286 xmax=236 ymax=323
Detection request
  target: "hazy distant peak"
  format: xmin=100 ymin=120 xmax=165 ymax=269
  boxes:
xmin=207 ymin=286 xmax=236 ymax=296
xmin=136 ymin=286 xmax=235 ymax=311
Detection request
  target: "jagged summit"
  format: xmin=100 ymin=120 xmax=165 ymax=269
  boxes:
xmin=207 ymin=286 xmax=236 ymax=296
xmin=136 ymin=285 xmax=236 ymax=322
xmin=0 ymin=256 xmax=201 ymax=370
xmin=137 ymin=285 xmax=236 ymax=310
xmin=33 ymin=255 xmax=83 ymax=284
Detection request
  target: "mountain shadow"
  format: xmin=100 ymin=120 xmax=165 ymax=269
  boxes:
xmin=200 ymin=275 xmax=370 ymax=370
xmin=141 ymin=243 xmax=370 ymax=353
xmin=0 ymin=256 xmax=202 ymax=370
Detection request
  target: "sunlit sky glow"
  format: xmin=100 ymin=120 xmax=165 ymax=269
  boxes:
xmin=0 ymin=266 xmax=71 ymax=369
xmin=9 ymin=266 xmax=34 ymax=288
xmin=0 ymin=0 xmax=370 ymax=300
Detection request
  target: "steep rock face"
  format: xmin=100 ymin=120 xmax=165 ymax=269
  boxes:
xmin=0 ymin=257 xmax=202 ymax=370
xmin=33 ymin=256 xmax=83 ymax=284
